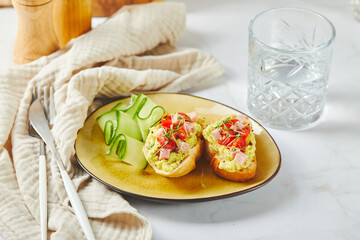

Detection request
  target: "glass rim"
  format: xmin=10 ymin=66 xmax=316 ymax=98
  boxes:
xmin=248 ymin=7 xmax=336 ymax=54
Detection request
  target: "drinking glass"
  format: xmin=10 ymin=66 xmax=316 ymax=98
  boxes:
xmin=352 ymin=0 xmax=360 ymax=21
xmin=247 ymin=8 xmax=336 ymax=130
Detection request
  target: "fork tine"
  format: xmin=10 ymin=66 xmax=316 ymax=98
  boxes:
xmin=43 ymin=86 xmax=48 ymax=120
xmin=30 ymin=85 xmax=54 ymax=130
xmin=31 ymin=86 xmax=49 ymax=125
xmin=37 ymin=86 xmax=42 ymax=104
xmin=49 ymin=86 xmax=55 ymax=128
xmin=29 ymin=87 xmax=38 ymax=137
xmin=32 ymin=86 xmax=36 ymax=102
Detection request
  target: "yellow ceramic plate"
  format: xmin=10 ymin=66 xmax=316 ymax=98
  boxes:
xmin=75 ymin=93 xmax=281 ymax=202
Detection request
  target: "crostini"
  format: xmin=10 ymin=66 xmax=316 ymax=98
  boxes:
xmin=143 ymin=112 xmax=203 ymax=177
xmin=202 ymin=114 xmax=256 ymax=182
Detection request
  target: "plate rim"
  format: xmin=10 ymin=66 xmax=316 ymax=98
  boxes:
xmin=75 ymin=92 xmax=282 ymax=203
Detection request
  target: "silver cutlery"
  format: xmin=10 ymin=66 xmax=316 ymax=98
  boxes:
xmin=29 ymin=99 xmax=95 ymax=240
xmin=29 ymin=86 xmax=50 ymax=240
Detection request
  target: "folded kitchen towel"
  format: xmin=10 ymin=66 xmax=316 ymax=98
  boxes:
xmin=0 ymin=2 xmax=224 ymax=239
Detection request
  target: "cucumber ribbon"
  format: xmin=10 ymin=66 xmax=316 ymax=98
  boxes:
xmin=96 ymin=94 xmax=165 ymax=169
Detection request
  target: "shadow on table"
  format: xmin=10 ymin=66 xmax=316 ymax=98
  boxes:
xmin=124 ymin=141 xmax=297 ymax=223
xmin=124 ymin=176 xmax=293 ymax=223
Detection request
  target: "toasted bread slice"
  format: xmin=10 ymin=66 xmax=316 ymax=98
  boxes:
xmin=203 ymin=114 xmax=257 ymax=182
xmin=143 ymin=140 xmax=203 ymax=177
xmin=210 ymin=151 xmax=256 ymax=182
xmin=142 ymin=112 xmax=204 ymax=178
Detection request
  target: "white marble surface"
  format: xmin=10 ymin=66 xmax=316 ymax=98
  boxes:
xmin=1 ymin=0 xmax=360 ymax=239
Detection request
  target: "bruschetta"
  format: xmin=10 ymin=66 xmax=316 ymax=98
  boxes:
xmin=143 ymin=112 xmax=203 ymax=177
xmin=202 ymin=114 xmax=256 ymax=182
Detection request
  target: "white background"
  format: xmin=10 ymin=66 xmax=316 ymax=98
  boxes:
xmin=1 ymin=0 xmax=360 ymax=239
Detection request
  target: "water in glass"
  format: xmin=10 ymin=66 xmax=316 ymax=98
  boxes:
xmin=248 ymin=49 xmax=330 ymax=130
xmin=247 ymin=8 xmax=335 ymax=130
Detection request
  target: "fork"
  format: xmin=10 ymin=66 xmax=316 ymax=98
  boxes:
xmin=29 ymin=97 xmax=96 ymax=240
xmin=29 ymin=86 xmax=53 ymax=240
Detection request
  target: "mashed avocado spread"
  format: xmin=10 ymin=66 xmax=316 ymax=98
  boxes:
xmin=144 ymin=122 xmax=202 ymax=172
xmin=203 ymin=115 xmax=256 ymax=172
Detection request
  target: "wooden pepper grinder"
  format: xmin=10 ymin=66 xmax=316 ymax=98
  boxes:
xmin=52 ymin=0 xmax=92 ymax=48
xmin=12 ymin=0 xmax=59 ymax=65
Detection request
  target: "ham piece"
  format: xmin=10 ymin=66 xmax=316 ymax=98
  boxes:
xmin=211 ymin=129 xmax=221 ymax=140
xmin=157 ymin=128 xmax=165 ymax=137
xmin=236 ymin=114 xmax=247 ymax=124
xmin=159 ymin=148 xmax=170 ymax=160
xmin=179 ymin=141 xmax=190 ymax=152
xmin=172 ymin=113 xmax=183 ymax=125
xmin=230 ymin=149 xmax=240 ymax=158
xmin=188 ymin=111 xmax=198 ymax=122
xmin=233 ymin=151 xmax=248 ymax=165
xmin=229 ymin=119 xmax=245 ymax=132
xmin=184 ymin=122 xmax=194 ymax=133
xmin=234 ymin=121 xmax=245 ymax=130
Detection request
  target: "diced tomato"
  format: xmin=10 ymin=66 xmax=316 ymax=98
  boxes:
xmin=173 ymin=126 xmax=187 ymax=140
xmin=178 ymin=112 xmax=191 ymax=122
xmin=232 ymin=137 xmax=247 ymax=149
xmin=223 ymin=119 xmax=238 ymax=128
xmin=160 ymin=115 xmax=172 ymax=129
xmin=227 ymin=129 xmax=236 ymax=136
xmin=243 ymin=126 xmax=250 ymax=137
xmin=164 ymin=140 xmax=176 ymax=149
xmin=218 ymin=134 xmax=235 ymax=146
xmin=230 ymin=126 xmax=250 ymax=149
xmin=217 ymin=118 xmax=251 ymax=149
xmin=157 ymin=136 xmax=167 ymax=145
xmin=157 ymin=136 xmax=176 ymax=149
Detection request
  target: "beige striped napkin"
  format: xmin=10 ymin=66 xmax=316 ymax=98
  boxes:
xmin=0 ymin=2 xmax=224 ymax=239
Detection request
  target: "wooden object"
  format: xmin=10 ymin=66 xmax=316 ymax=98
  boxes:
xmin=12 ymin=0 xmax=59 ymax=65
xmin=92 ymin=0 xmax=130 ymax=17
xmin=52 ymin=0 xmax=92 ymax=48
xmin=0 ymin=0 xmax=12 ymax=7
xmin=2 ymin=0 xmax=164 ymax=16
xmin=92 ymin=0 xmax=163 ymax=17
xmin=11 ymin=0 xmax=163 ymax=64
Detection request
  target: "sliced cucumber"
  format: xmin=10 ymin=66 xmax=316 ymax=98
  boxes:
xmin=106 ymin=134 xmax=126 ymax=159
xmin=111 ymin=102 xmax=127 ymax=111
xmin=97 ymin=110 xmax=142 ymax=143
xmin=121 ymin=135 xmax=147 ymax=169
xmin=96 ymin=110 xmax=117 ymax=132
xmin=106 ymin=134 xmax=147 ymax=169
xmin=97 ymin=94 xmax=164 ymax=170
xmin=136 ymin=97 xmax=165 ymax=139
xmin=115 ymin=111 xmax=143 ymax=141
xmin=104 ymin=120 xmax=114 ymax=145
xmin=96 ymin=110 xmax=118 ymax=145
xmin=124 ymin=93 xmax=147 ymax=119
